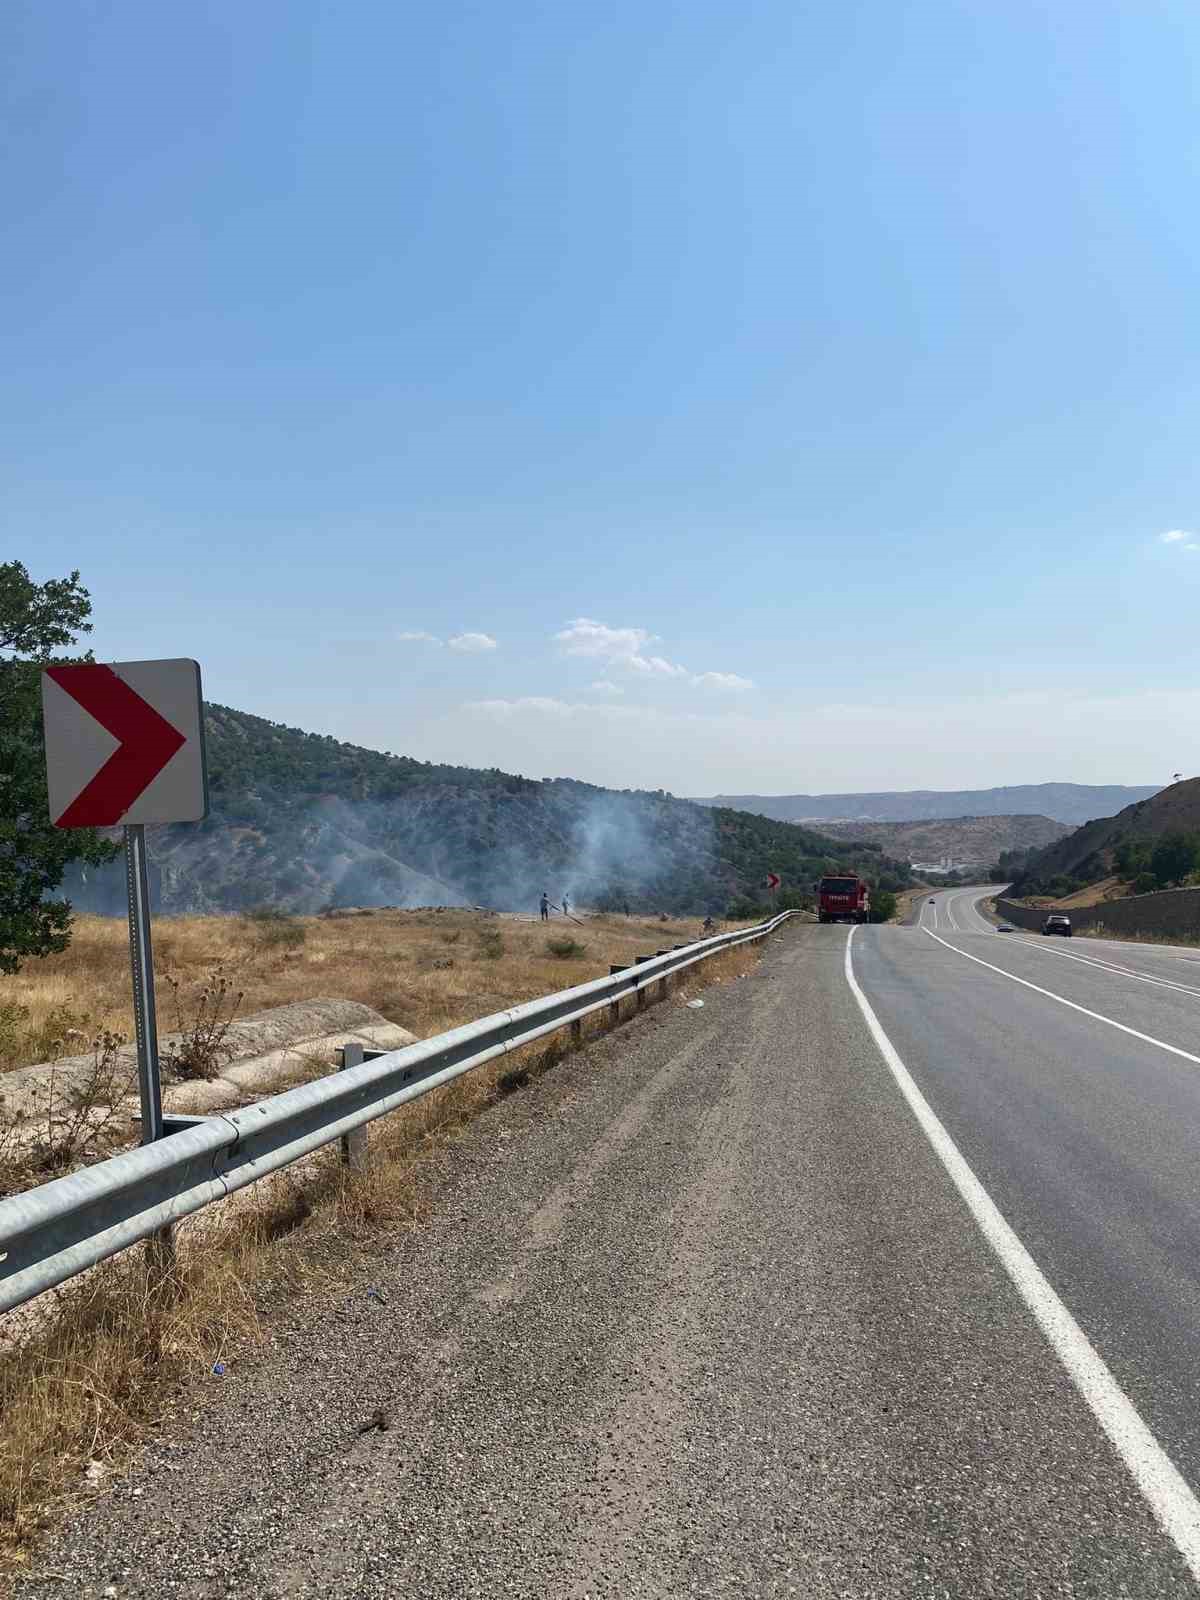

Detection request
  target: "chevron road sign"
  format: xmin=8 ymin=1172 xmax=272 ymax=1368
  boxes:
xmin=41 ymin=658 xmax=208 ymax=1149
xmin=42 ymin=658 xmax=207 ymax=827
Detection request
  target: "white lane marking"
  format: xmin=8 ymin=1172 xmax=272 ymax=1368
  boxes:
xmin=845 ymin=927 xmax=1200 ymax=1581
xmin=1001 ymin=933 xmax=1200 ymax=1001
xmin=921 ymin=927 xmax=1200 ymax=1068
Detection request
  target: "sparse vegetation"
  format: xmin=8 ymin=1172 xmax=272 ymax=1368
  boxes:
xmin=1009 ymin=780 xmax=1200 ymax=900
xmin=161 ymin=964 xmax=245 ymax=1082
xmin=58 ymin=702 xmax=912 ymax=919
xmin=0 ymin=934 xmax=765 ymax=1563
xmin=0 ymin=1030 xmax=133 ymax=1198
xmin=545 ymin=936 xmax=587 ymax=959
xmin=243 ymin=907 xmax=307 ymax=949
xmin=0 ymin=1003 xmax=90 ymax=1076
xmin=0 ymin=910 xmax=745 ymax=1079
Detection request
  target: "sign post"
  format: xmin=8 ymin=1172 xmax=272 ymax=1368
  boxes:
xmin=124 ymin=823 xmax=164 ymax=1143
xmin=766 ymin=870 xmax=781 ymax=910
xmin=42 ymin=659 xmax=208 ymax=1146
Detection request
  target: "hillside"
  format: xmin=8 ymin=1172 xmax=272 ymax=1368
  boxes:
xmin=61 ymin=705 xmax=912 ymax=917
xmin=1007 ymin=778 xmax=1200 ymax=897
xmin=690 ymin=783 xmax=1161 ymax=827
xmin=814 ymin=813 xmax=1069 ymax=865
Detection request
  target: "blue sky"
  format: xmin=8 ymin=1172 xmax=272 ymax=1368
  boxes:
xmin=5 ymin=0 xmax=1198 ymax=793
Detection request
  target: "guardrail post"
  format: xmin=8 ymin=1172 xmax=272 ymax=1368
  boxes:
xmin=338 ymin=1041 xmax=369 ymax=1170
xmin=655 ymin=953 xmax=669 ymax=1000
xmin=608 ymin=965 xmax=626 ymax=1026
xmin=570 ymin=1018 xmax=583 ymax=1049
xmin=634 ymin=955 xmax=652 ymax=1009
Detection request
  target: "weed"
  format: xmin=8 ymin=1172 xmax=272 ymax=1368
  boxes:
xmin=0 ymin=1004 xmax=90 ymax=1075
xmin=439 ymin=930 xmax=462 ymax=946
xmin=0 ymin=1004 xmax=27 ymax=1069
xmin=243 ymin=908 xmax=306 ymax=949
xmin=477 ymin=928 xmax=504 ymax=960
xmin=545 ymin=936 xmax=587 ymax=959
xmin=161 ymin=964 xmax=245 ymax=1081
xmin=0 ymin=1031 xmax=133 ymax=1198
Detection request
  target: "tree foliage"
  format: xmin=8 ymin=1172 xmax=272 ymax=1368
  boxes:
xmin=868 ymin=890 xmax=898 ymax=923
xmin=0 ymin=563 xmax=118 ymax=974
xmin=1149 ymin=832 xmax=1200 ymax=889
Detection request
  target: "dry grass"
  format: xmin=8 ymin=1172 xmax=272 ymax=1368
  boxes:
xmin=0 ymin=909 xmax=740 ymax=1075
xmin=0 ymin=934 xmax=764 ymax=1567
xmin=892 ymin=884 xmax=935 ymax=923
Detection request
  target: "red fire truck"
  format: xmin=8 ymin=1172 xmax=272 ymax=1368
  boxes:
xmin=817 ymin=874 xmax=870 ymax=924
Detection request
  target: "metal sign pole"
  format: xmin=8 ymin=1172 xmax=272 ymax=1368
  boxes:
xmin=124 ymin=824 xmax=164 ymax=1144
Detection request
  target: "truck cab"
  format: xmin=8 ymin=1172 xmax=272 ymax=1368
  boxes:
xmin=818 ymin=874 xmax=870 ymax=924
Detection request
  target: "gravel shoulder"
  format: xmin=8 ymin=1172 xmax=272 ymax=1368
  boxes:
xmin=14 ymin=924 xmax=1192 ymax=1597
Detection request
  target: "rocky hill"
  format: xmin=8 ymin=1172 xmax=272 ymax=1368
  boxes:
xmin=62 ymin=705 xmax=912 ymax=917
xmin=1007 ymin=778 xmax=1200 ymax=897
xmin=815 ymin=814 xmax=1069 ymax=865
xmin=690 ymin=783 xmax=1161 ymax=827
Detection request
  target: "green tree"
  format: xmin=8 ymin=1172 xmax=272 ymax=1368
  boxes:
xmin=0 ymin=562 xmax=118 ymax=974
xmin=1114 ymin=839 xmax=1152 ymax=879
xmin=1151 ymin=832 xmax=1199 ymax=889
xmin=868 ymin=890 xmax=898 ymax=923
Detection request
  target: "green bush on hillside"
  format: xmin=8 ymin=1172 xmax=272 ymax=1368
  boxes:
xmin=1150 ymin=833 xmax=1200 ymax=889
xmin=868 ymin=891 xmax=897 ymax=923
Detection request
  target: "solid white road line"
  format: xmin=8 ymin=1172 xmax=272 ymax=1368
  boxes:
xmin=845 ymin=927 xmax=1200 ymax=1582
xmin=1002 ymin=933 xmax=1200 ymax=1001
xmin=921 ymin=927 xmax=1200 ymax=1068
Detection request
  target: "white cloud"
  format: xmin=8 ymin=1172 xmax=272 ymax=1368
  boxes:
xmin=555 ymin=619 xmax=662 ymax=669
xmin=589 ymin=680 xmax=625 ymax=695
xmin=692 ymin=671 xmax=754 ymax=692
xmin=553 ymin=617 xmax=750 ymax=690
xmin=1161 ymin=530 xmax=1200 ymax=549
xmin=397 ymin=630 xmax=442 ymax=645
xmin=448 ymin=632 xmax=498 ymax=653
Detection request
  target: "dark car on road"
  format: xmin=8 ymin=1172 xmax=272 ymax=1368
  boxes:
xmin=1042 ymin=914 xmax=1072 ymax=937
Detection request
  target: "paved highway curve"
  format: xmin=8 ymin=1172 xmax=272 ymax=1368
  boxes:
xmin=20 ymin=899 xmax=1200 ymax=1596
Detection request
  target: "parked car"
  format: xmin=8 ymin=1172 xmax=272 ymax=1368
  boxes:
xmin=1042 ymin=914 xmax=1072 ymax=937
xmin=997 ymin=923 xmax=1015 ymax=933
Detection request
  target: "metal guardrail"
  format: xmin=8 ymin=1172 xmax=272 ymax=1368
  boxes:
xmin=0 ymin=911 xmax=799 ymax=1314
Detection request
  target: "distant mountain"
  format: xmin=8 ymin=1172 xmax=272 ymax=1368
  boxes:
xmin=690 ymin=783 xmax=1161 ymax=827
xmin=62 ymin=705 xmax=912 ymax=917
xmin=815 ymin=814 xmax=1070 ymax=865
xmin=1007 ymin=777 xmax=1200 ymax=897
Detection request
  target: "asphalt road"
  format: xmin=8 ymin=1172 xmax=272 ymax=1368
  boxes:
xmin=21 ymin=907 xmax=1200 ymax=1596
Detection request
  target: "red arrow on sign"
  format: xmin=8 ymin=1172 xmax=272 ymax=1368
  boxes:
xmin=44 ymin=664 xmax=187 ymax=827
xmin=766 ymin=872 xmax=781 ymax=891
